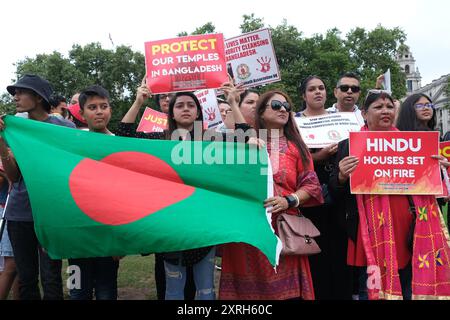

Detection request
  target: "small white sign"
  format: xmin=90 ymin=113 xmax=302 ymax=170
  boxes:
xmin=295 ymin=113 xmax=362 ymax=148
xmin=383 ymin=69 xmax=392 ymax=94
xmin=194 ymin=89 xmax=223 ymax=129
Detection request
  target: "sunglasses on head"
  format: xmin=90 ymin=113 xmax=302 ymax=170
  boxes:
xmin=415 ymin=103 xmax=434 ymax=110
xmin=268 ymin=100 xmax=291 ymax=112
xmin=338 ymin=85 xmax=361 ymax=93
xmin=365 ymin=89 xmax=392 ymax=99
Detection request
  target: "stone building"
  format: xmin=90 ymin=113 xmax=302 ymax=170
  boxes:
xmin=397 ymin=46 xmax=449 ymax=135
xmin=414 ymin=74 xmax=450 ymax=135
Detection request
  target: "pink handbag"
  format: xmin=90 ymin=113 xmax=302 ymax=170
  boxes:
xmin=276 ymin=213 xmax=321 ymax=256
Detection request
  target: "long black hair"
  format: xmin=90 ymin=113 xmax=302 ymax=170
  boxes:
xmin=396 ymin=93 xmax=436 ymax=131
xmin=165 ymin=92 xmax=204 ymax=139
xmin=298 ymin=75 xmax=326 ymax=111
xmin=255 ymin=90 xmax=311 ymax=167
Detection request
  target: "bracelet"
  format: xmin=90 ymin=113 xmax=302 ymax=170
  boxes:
xmin=291 ymin=193 xmax=300 ymax=207
xmin=0 ymin=154 xmax=10 ymax=161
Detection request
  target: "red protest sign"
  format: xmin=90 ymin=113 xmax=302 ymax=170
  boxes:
xmin=438 ymin=141 xmax=450 ymax=197
xmin=439 ymin=141 xmax=450 ymax=162
xmin=349 ymin=131 xmax=442 ymax=195
xmin=137 ymin=108 xmax=168 ymax=133
xmin=144 ymin=34 xmax=228 ymax=94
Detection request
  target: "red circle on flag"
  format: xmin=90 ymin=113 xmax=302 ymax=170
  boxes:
xmin=69 ymin=152 xmax=195 ymax=225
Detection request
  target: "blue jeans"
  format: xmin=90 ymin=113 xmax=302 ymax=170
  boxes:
xmin=68 ymin=257 xmax=119 ymax=300
xmin=164 ymin=247 xmax=215 ymax=300
xmin=358 ymin=264 xmax=412 ymax=300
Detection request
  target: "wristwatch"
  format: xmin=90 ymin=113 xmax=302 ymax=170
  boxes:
xmin=284 ymin=194 xmax=297 ymax=208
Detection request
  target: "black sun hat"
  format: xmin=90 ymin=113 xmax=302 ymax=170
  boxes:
xmin=6 ymin=74 xmax=53 ymax=104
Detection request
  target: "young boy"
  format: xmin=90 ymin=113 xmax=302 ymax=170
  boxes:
xmin=68 ymin=85 xmax=120 ymax=300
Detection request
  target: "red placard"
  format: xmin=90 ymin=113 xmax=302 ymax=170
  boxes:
xmin=349 ymin=131 xmax=442 ymax=195
xmin=438 ymin=141 xmax=450 ymax=197
xmin=440 ymin=141 xmax=450 ymax=162
xmin=137 ymin=108 xmax=168 ymax=133
xmin=145 ymin=34 xmax=228 ymax=94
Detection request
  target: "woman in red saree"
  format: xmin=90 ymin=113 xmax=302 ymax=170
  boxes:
xmin=329 ymin=90 xmax=450 ymax=300
xmin=219 ymin=90 xmax=323 ymax=300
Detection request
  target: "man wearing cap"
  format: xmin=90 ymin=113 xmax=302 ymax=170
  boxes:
xmin=0 ymin=74 xmax=75 ymax=300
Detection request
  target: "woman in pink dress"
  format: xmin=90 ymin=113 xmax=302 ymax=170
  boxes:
xmin=220 ymin=90 xmax=323 ymax=300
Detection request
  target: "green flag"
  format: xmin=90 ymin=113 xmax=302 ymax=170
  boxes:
xmin=2 ymin=116 xmax=281 ymax=266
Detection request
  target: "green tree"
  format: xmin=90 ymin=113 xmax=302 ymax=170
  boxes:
xmin=240 ymin=14 xmax=264 ymax=33
xmin=236 ymin=16 xmax=408 ymax=110
xmin=0 ymin=92 xmax=15 ymax=115
xmin=345 ymin=25 xmax=407 ymax=99
xmin=15 ymin=43 xmax=147 ymax=131
xmin=178 ymin=22 xmax=216 ymax=37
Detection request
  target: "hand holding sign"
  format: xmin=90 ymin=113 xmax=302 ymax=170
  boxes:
xmin=220 ymin=81 xmax=244 ymax=106
xmin=432 ymin=154 xmax=450 ymax=168
xmin=136 ymin=76 xmax=152 ymax=105
xmin=312 ymin=143 xmax=338 ymax=162
xmin=338 ymin=156 xmax=359 ymax=184
xmin=375 ymin=74 xmax=385 ymax=89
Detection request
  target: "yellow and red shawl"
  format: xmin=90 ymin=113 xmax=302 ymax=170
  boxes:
xmin=356 ymin=127 xmax=450 ymax=300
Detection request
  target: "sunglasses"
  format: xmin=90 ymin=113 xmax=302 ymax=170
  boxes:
xmin=365 ymin=89 xmax=392 ymax=99
xmin=338 ymin=85 xmax=361 ymax=93
xmin=415 ymin=103 xmax=434 ymax=110
xmin=268 ymin=100 xmax=291 ymax=112
xmin=159 ymin=93 xmax=175 ymax=100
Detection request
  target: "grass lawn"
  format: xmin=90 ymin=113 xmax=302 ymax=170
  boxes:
xmin=443 ymin=203 xmax=448 ymax=225
xmin=62 ymin=254 xmax=222 ymax=300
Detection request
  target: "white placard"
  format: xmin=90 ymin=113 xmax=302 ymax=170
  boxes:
xmin=194 ymin=89 xmax=223 ymax=129
xmin=383 ymin=69 xmax=392 ymax=94
xmin=225 ymin=28 xmax=281 ymax=88
xmin=295 ymin=113 xmax=361 ymax=148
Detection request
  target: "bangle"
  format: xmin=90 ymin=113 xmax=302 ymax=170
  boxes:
xmin=0 ymin=154 xmax=10 ymax=161
xmin=291 ymin=193 xmax=300 ymax=207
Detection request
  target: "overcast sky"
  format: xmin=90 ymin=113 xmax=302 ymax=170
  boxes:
xmin=1 ymin=0 xmax=449 ymax=95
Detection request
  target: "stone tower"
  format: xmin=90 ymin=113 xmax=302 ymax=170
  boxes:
xmin=397 ymin=45 xmax=422 ymax=94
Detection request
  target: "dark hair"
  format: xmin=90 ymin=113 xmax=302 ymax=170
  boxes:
xmin=443 ymin=130 xmax=450 ymax=141
xmin=239 ymin=89 xmax=259 ymax=107
xmin=49 ymin=95 xmax=66 ymax=108
xmin=79 ymin=85 xmax=110 ymax=109
xmin=217 ymin=98 xmax=230 ymax=106
xmin=298 ymin=75 xmax=326 ymax=110
xmin=255 ymin=90 xmax=311 ymax=167
xmin=336 ymin=72 xmax=360 ymax=87
xmin=362 ymin=90 xmax=394 ymax=111
xmin=166 ymin=92 xmax=204 ymax=137
xmin=396 ymin=93 xmax=435 ymax=131
xmin=154 ymin=94 xmax=162 ymax=108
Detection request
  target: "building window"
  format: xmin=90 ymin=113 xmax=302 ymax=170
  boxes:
xmin=405 ymin=65 xmax=410 ymax=74
xmin=405 ymin=55 xmax=409 ymax=58
xmin=407 ymin=80 xmax=413 ymax=92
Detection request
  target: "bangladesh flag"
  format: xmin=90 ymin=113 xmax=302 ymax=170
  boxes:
xmin=2 ymin=116 xmax=281 ymax=266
